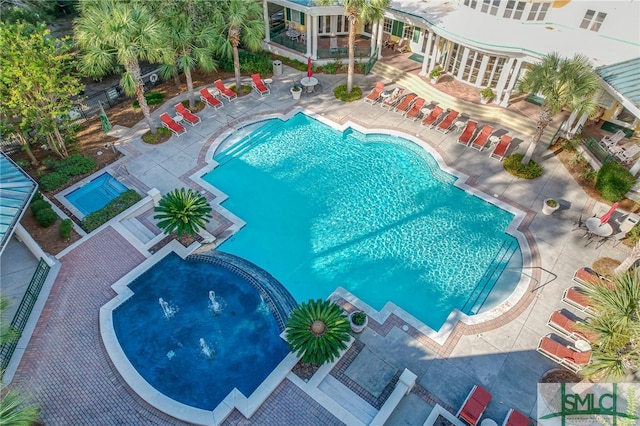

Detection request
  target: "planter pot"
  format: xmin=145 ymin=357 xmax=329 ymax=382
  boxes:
xmin=291 ymin=88 xmax=301 ymax=100
xmin=542 ymin=199 xmax=560 ymax=215
xmin=349 ymin=311 xmax=368 ymax=333
xmin=430 ymin=77 xmax=439 ymax=84
xmin=480 ymin=97 xmax=492 ymax=105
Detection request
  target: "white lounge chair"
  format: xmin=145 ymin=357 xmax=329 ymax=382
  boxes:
xmin=615 ymin=144 xmax=640 ymax=164
xmin=601 ymin=130 xmax=625 ymax=147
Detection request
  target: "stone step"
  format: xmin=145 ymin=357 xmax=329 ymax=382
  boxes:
xmin=120 ymin=217 xmax=156 ymax=244
xmin=371 ymin=62 xmax=557 ymax=143
xmin=318 ymin=375 xmax=377 ymax=424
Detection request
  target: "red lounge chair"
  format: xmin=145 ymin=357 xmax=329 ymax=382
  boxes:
xmin=547 ymin=311 xmax=599 ymax=342
xmin=421 ymin=106 xmax=444 ymax=127
xmin=537 ymin=335 xmax=591 ymax=372
xmin=457 ymin=120 xmax=478 ymax=145
xmin=502 ymin=409 xmax=530 ymax=426
xmin=160 ymin=113 xmax=186 ymax=137
xmin=490 ymin=135 xmax=512 ymax=160
xmin=456 ymin=385 xmax=492 ymax=425
xmin=572 ymin=267 xmax=613 ymax=288
xmin=214 ymin=79 xmax=237 ymax=101
xmin=251 ymin=73 xmax=270 ymax=97
xmin=405 ymin=98 xmax=426 ymax=120
xmin=562 ymin=287 xmax=596 ymax=315
xmin=470 ymin=125 xmax=494 ymax=151
xmin=200 ymin=88 xmax=223 ymax=110
xmin=174 ymin=103 xmax=201 ymax=126
xmin=436 ymin=110 xmax=459 ymax=133
xmin=381 ymin=88 xmax=404 ymax=110
xmin=364 ymin=82 xmax=385 ymax=104
xmin=394 ymin=93 xmax=417 ymax=114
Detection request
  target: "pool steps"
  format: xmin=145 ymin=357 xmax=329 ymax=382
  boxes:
xmin=214 ymin=120 xmax=281 ymax=166
xmin=120 ymin=217 xmax=156 ymax=244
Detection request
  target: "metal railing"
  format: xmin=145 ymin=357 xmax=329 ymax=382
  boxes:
xmin=580 ymin=127 xmax=617 ymax=165
xmin=0 ymin=258 xmax=50 ymax=371
xmin=365 ymin=48 xmax=379 ymax=75
xmin=316 ymin=45 xmax=370 ymax=60
xmin=270 ymin=33 xmax=306 ymax=54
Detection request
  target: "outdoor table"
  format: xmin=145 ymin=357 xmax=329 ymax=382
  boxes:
xmin=489 ymin=135 xmax=500 ymax=144
xmin=574 ymin=339 xmax=591 ymax=352
xmin=585 ymin=217 xmax=613 ymax=237
xmin=208 ymin=88 xmax=220 ymax=97
xmin=263 ymin=78 xmax=273 ymax=87
xmin=174 ymin=114 xmax=183 ymax=123
xmin=453 ymin=121 xmax=466 ymax=132
xmin=300 ymin=76 xmax=318 ymax=93
xmin=481 ymin=419 xmax=498 ymax=426
xmin=286 ymin=29 xmax=301 ymax=41
xmin=380 ymin=91 xmax=390 ymax=99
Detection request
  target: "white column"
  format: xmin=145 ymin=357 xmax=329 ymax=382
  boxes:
xmin=494 ymin=57 xmax=515 ymax=103
xmin=629 ymin=159 xmax=640 ymax=176
xmin=429 ymin=34 xmax=440 ymax=70
xmin=442 ymin=40 xmax=454 ymax=73
xmin=312 ymin=15 xmax=318 ymax=60
xmin=306 ymin=13 xmax=313 ymax=58
xmin=370 ymin=22 xmax=377 ymax=55
xmin=499 ymin=58 xmax=523 ymax=106
xmin=376 ymin=20 xmax=384 ymax=58
xmin=420 ymin=30 xmax=433 ymax=76
xmin=569 ymin=113 xmax=588 ymax=136
xmin=563 ymin=110 xmax=579 ymax=132
xmin=456 ymin=47 xmax=469 ymax=80
xmin=475 ymin=55 xmax=490 ymax=86
xmin=263 ymin=0 xmax=270 ymax=43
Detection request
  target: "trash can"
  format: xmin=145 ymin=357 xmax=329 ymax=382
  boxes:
xmin=273 ymin=60 xmax=282 ymax=76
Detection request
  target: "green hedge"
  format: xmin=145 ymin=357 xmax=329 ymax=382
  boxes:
xmin=503 ymin=154 xmax=543 ymax=179
xmin=595 ymin=161 xmax=635 ymax=202
xmin=59 ymin=218 xmax=73 ymax=239
xmin=333 ymin=84 xmax=362 ymax=102
xmin=40 ymin=172 xmax=70 ymax=192
xmin=81 ymin=190 xmax=142 ymax=232
xmin=132 ymin=91 xmax=165 ymax=108
xmin=35 ymin=207 xmax=57 ymax=227
xmin=30 ymin=199 xmax=50 ymax=215
xmin=39 ymin=154 xmax=97 ymax=192
xmin=219 ymin=50 xmax=273 ymax=76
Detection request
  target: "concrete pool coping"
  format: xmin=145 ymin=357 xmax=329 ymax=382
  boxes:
xmin=192 ymin=107 xmax=535 ymax=347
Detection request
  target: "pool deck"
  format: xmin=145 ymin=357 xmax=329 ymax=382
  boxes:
xmin=7 ymin=66 xmax=636 ymax=425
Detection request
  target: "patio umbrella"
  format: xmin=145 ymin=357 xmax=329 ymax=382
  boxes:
xmin=307 ymin=57 xmax=313 ymax=78
xmin=599 ymin=202 xmax=620 ymax=224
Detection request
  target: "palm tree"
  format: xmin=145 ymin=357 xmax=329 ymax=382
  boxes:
xmin=74 ymin=1 xmax=173 ymax=134
xmin=150 ymin=2 xmax=220 ymax=108
xmin=615 ymin=241 xmax=640 ymax=275
xmin=317 ymin=0 xmax=390 ymax=93
xmin=212 ymin=0 xmax=265 ymax=91
xmin=517 ymin=52 xmax=600 ymax=164
xmin=154 ymin=188 xmax=213 ymax=238
xmin=579 ymin=272 xmax=640 ymax=380
xmin=285 ymin=299 xmax=351 ymax=365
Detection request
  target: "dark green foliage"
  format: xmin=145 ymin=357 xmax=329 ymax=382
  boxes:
xmin=35 ymin=207 xmax=57 ymax=227
xmin=285 ymin=299 xmax=351 ymax=365
xmin=82 ymin=190 xmax=142 ymax=232
xmin=333 ymin=84 xmax=362 ymax=102
xmin=154 ymin=188 xmax=212 ymax=237
xmin=275 ymin=57 xmax=306 ymax=72
xmin=39 ymin=172 xmax=69 ymax=192
xmin=15 ymin=158 xmax=30 ymax=169
xmin=595 ymin=162 xmax=636 ymax=202
xmin=59 ymin=218 xmax=73 ymax=239
xmin=351 ymin=311 xmax=366 ymax=326
xmin=132 ymin=91 xmax=165 ymax=108
xmin=219 ymin=50 xmax=273 ymax=76
xmin=142 ymin=127 xmax=172 ymax=144
xmin=30 ymin=191 xmax=43 ymax=203
xmin=503 ymin=154 xmax=543 ymax=179
xmin=30 ymin=199 xmax=50 ymax=215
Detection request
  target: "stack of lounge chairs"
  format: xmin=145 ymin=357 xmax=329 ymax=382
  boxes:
xmin=456 ymin=385 xmax=531 ymax=426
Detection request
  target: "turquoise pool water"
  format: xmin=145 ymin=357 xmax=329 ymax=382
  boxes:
xmin=65 ymin=172 xmax=128 ymax=216
xmin=203 ymin=113 xmax=520 ymax=330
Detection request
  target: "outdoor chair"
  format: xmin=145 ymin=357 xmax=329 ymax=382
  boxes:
xmin=456 ymin=385 xmax=492 ymax=426
xmin=160 ymin=113 xmax=186 ymax=137
xmin=250 ymin=73 xmax=270 ymax=97
xmin=536 ymin=335 xmax=591 ymax=373
xmin=200 ymin=88 xmax=223 ymax=110
xmin=395 ymin=38 xmax=408 ymax=53
xmin=213 ymin=79 xmax=238 ymax=101
xmin=501 ymin=408 xmax=530 ymax=426
xmin=364 ymin=82 xmax=385 ymax=104
xmin=571 ymin=267 xmax=613 ymax=288
xmin=600 ymin=130 xmax=625 ymax=147
xmin=470 ymin=125 xmax=494 ymax=150
xmin=435 ymin=110 xmax=459 ymax=133
xmin=393 ymin=93 xmax=417 ymax=114
xmin=381 ymin=88 xmax=404 ymax=110
xmin=562 ymin=287 xmax=596 ymax=315
xmin=615 ymin=144 xmax=640 ymax=164
xmin=547 ymin=311 xmax=598 ymax=343
xmin=174 ymin=103 xmax=201 ymax=126
xmin=490 ymin=135 xmax=512 ymax=160
xmin=457 ymin=120 xmax=477 ymax=145
xmin=595 ymin=231 xmax=626 ymax=249
xmin=405 ymin=97 xmax=425 ymax=120
xmin=422 ymin=106 xmax=444 ymax=128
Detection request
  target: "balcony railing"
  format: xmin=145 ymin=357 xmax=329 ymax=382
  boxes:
xmin=269 ymin=31 xmax=371 ymax=59
xmin=580 ymin=128 xmax=617 ymax=165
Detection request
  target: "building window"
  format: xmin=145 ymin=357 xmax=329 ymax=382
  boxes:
xmin=580 ymin=10 xmax=607 ymax=32
xmin=403 ymin=25 xmax=413 ymax=40
xmin=514 ymin=2 xmax=526 ymax=19
xmin=527 ymin=2 xmax=550 ymax=21
xmin=464 ymin=0 xmax=478 ymax=9
xmin=503 ymin=0 xmax=525 ymax=19
xmin=412 ymin=28 xmax=420 ymax=44
xmin=383 ymin=18 xmax=392 ymax=33
xmin=481 ymin=0 xmax=490 ymax=13
xmin=490 ymin=0 xmax=500 ymax=15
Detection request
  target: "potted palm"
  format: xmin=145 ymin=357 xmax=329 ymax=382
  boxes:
xmin=291 ymin=84 xmax=302 ymax=100
xmin=542 ymin=198 xmax=559 ymax=215
xmin=480 ymin=87 xmax=494 ymax=104
xmin=429 ymin=66 xmax=443 ymax=84
xmin=349 ymin=310 xmax=368 ymax=333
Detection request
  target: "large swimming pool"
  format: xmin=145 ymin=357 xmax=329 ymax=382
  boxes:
xmin=203 ymin=113 xmax=520 ymax=330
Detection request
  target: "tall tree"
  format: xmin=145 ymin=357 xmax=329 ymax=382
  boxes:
xmin=149 ymin=1 xmax=220 ymax=108
xmin=74 ymin=0 xmax=173 ymax=135
xmin=317 ymin=0 xmax=390 ymax=93
xmin=579 ymin=272 xmax=640 ymax=380
xmin=212 ymin=0 xmax=265 ymax=91
xmin=0 ymin=22 xmax=83 ymax=159
xmin=517 ymin=52 xmax=600 ymax=164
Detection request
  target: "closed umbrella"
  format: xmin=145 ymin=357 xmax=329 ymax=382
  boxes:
xmin=307 ymin=57 xmax=313 ymax=78
xmin=599 ymin=202 xmax=620 ymax=224
xmin=99 ymin=102 xmax=111 ymax=133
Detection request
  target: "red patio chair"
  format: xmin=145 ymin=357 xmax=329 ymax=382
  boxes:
xmin=502 ymin=409 xmax=530 ymax=426
xmin=214 ymin=79 xmax=237 ymax=101
xmin=405 ymin=98 xmax=426 ymax=120
xmin=393 ymin=93 xmax=417 ymax=114
xmin=490 ymin=135 xmax=512 ymax=160
xmin=457 ymin=120 xmax=478 ymax=145
xmin=364 ymin=81 xmax=385 ymax=104
xmin=562 ymin=287 xmax=596 ymax=315
xmin=470 ymin=125 xmax=494 ymax=150
xmin=174 ymin=103 xmax=201 ymax=126
xmin=421 ymin=106 xmax=444 ymax=127
xmin=381 ymin=87 xmax=404 ymax=110
xmin=200 ymin=88 xmax=223 ymax=110
xmin=572 ymin=267 xmax=614 ymax=289
xmin=537 ymin=335 xmax=591 ymax=373
xmin=160 ymin=113 xmax=186 ymax=137
xmin=251 ymin=73 xmax=270 ymax=97
xmin=435 ymin=110 xmax=459 ymax=133
xmin=456 ymin=385 xmax=492 ymax=425
xmin=547 ymin=311 xmax=599 ymax=343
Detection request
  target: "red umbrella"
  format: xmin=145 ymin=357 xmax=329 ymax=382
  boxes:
xmin=599 ymin=202 xmax=620 ymax=224
xmin=307 ymin=57 xmax=313 ymax=78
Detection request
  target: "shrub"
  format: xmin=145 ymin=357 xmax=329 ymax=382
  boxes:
xmin=59 ymin=218 xmax=74 ymax=239
xmin=503 ymin=154 xmax=543 ymax=179
xmin=333 ymin=84 xmax=362 ymax=102
xmin=56 ymin=154 xmax=96 ymax=176
xmin=594 ymin=161 xmax=635 ymax=202
xmin=39 ymin=172 xmax=69 ymax=192
xmin=30 ymin=199 xmax=51 ymax=215
xmin=627 ymin=224 xmax=640 ymax=245
xmin=142 ymin=127 xmax=172 ymax=144
xmin=219 ymin=50 xmax=273 ymax=75
xmin=30 ymin=191 xmax=43 ymax=204
xmin=351 ymin=311 xmax=367 ymax=326
xmin=132 ymin=91 xmax=165 ymax=108
xmin=81 ymin=190 xmax=142 ymax=232
xmin=35 ymin=207 xmax=57 ymax=227
xmin=15 ymin=158 xmax=30 ymax=169
xmin=429 ymin=66 xmax=443 ymax=79
xmin=322 ymin=60 xmax=340 ymax=75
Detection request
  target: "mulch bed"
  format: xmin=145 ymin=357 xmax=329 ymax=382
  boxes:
xmin=291 ymin=361 xmax=321 ymax=381
xmin=149 ymin=233 xmax=204 ymax=254
xmin=540 ymin=368 xmax=582 ymax=383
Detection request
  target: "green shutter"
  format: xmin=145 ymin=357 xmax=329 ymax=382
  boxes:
xmin=286 ymin=8 xmax=290 ymax=21
xmin=391 ymin=21 xmax=404 ymax=37
xmin=301 ymin=13 xmax=305 ymax=25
